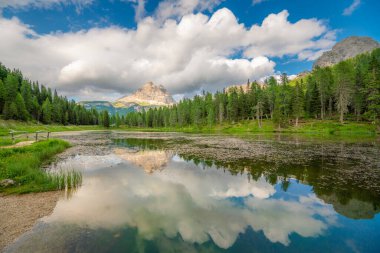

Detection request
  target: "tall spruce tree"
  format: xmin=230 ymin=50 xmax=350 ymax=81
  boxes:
xmin=334 ymin=61 xmax=354 ymax=123
xmin=292 ymin=81 xmax=305 ymax=126
xmin=364 ymin=51 xmax=380 ymax=123
xmin=102 ymin=111 xmax=110 ymax=128
xmin=0 ymin=80 xmax=5 ymax=113
xmin=15 ymin=93 xmax=29 ymax=120
xmin=42 ymin=98 xmax=52 ymax=124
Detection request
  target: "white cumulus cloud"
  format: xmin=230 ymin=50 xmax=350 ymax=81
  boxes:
xmin=0 ymin=7 xmax=335 ymax=101
xmin=244 ymin=10 xmax=335 ymax=60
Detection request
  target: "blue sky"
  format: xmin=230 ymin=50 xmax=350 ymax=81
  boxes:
xmin=0 ymin=0 xmax=379 ymax=100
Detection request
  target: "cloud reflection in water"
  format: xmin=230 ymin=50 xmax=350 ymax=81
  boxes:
xmin=43 ymin=148 xmax=337 ymax=249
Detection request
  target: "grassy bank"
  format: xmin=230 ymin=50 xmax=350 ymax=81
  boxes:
xmin=0 ymin=119 xmax=104 ymax=137
xmin=0 ymin=139 xmax=71 ymax=194
xmin=118 ymin=119 xmax=378 ymax=136
xmin=0 ymin=138 xmax=24 ymax=147
xmin=0 ymin=119 xmax=378 ymax=138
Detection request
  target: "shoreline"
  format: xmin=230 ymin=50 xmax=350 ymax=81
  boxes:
xmin=1 ymin=119 xmax=378 ymax=138
xmin=0 ymin=191 xmax=62 ymax=252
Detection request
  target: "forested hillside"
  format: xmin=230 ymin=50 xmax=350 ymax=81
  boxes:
xmin=124 ymin=49 xmax=380 ymax=128
xmin=0 ymin=64 xmax=100 ymax=125
xmin=1 ymin=48 xmax=379 ymax=129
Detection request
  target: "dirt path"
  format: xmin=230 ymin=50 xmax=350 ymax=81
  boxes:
xmin=0 ymin=141 xmax=35 ymax=149
xmin=0 ymin=191 xmax=62 ymax=252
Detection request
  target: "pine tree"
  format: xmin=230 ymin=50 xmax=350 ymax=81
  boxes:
xmin=5 ymin=102 xmax=18 ymax=120
xmin=334 ymin=61 xmax=354 ymax=123
xmin=192 ymin=95 xmax=203 ymax=125
xmin=273 ymin=95 xmax=285 ymax=129
xmin=102 ymin=110 xmax=110 ymax=128
xmin=20 ymin=80 xmax=33 ymax=114
xmin=227 ymin=89 xmax=238 ymax=122
xmin=0 ymin=80 xmax=5 ymax=113
xmin=255 ymin=101 xmax=264 ymax=128
xmin=42 ymin=98 xmax=52 ymax=124
xmin=314 ymin=67 xmax=333 ymax=120
xmin=266 ymin=76 xmax=277 ymax=119
xmin=15 ymin=93 xmax=29 ymax=120
xmin=363 ymin=50 xmax=380 ymax=123
xmin=0 ymin=63 xmax=7 ymax=81
xmin=31 ymin=96 xmax=40 ymax=121
xmin=247 ymin=82 xmax=258 ymax=119
xmin=4 ymin=74 xmax=19 ymax=102
xmin=64 ymin=111 xmax=69 ymax=125
xmin=292 ymin=81 xmax=304 ymax=126
xmin=206 ymin=93 xmax=215 ymax=127
xmin=169 ymin=106 xmax=178 ymax=127
xmin=305 ymin=76 xmax=320 ymax=118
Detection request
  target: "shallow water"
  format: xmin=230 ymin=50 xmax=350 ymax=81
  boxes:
xmin=5 ymin=133 xmax=380 ymax=253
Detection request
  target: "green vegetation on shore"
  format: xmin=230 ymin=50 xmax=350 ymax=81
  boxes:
xmin=0 ymin=138 xmax=23 ymax=147
xmin=0 ymin=118 xmax=377 ymax=138
xmin=0 ymin=139 xmax=71 ymax=194
xmin=118 ymin=119 xmax=377 ymax=136
xmin=0 ymin=119 xmax=103 ymax=137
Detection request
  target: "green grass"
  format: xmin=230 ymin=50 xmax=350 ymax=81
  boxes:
xmin=285 ymin=120 xmax=377 ymax=135
xmin=117 ymin=119 xmax=378 ymax=137
xmin=0 ymin=138 xmax=25 ymax=147
xmin=49 ymin=169 xmax=83 ymax=191
xmin=0 ymin=119 xmax=104 ymax=137
xmin=0 ymin=139 xmax=74 ymax=194
xmin=0 ymin=118 xmax=378 ymax=139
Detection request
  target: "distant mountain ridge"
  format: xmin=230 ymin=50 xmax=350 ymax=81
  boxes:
xmin=78 ymin=101 xmax=135 ymax=116
xmin=80 ymin=82 xmax=175 ymax=116
xmin=313 ymin=36 xmax=380 ymax=69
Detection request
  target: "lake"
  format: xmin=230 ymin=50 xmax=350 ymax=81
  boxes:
xmin=4 ymin=132 xmax=380 ymax=253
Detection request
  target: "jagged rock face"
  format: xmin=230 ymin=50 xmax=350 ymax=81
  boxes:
xmin=225 ymin=82 xmax=267 ymax=93
xmin=314 ymin=36 xmax=380 ymax=69
xmin=225 ymin=83 xmax=252 ymax=93
xmin=116 ymin=82 xmax=175 ymax=107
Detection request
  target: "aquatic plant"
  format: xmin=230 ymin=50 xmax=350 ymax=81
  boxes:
xmin=49 ymin=169 xmax=82 ymax=191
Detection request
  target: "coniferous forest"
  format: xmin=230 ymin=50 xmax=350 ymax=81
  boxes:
xmin=124 ymin=49 xmax=380 ymax=128
xmin=0 ymin=64 xmax=100 ymax=125
xmin=0 ymin=49 xmax=379 ymax=128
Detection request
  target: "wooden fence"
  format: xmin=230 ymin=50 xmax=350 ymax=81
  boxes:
xmin=6 ymin=130 xmax=51 ymax=142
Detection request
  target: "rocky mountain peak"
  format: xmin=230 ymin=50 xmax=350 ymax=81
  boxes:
xmin=313 ymin=36 xmax=380 ymax=69
xmin=116 ymin=82 xmax=175 ymax=107
xmin=141 ymin=81 xmax=154 ymax=89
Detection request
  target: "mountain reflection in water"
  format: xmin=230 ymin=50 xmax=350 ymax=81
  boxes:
xmin=4 ymin=137 xmax=380 ymax=253
xmin=113 ymin=148 xmax=171 ymax=173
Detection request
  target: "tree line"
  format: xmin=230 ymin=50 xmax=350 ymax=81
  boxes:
xmin=1 ymin=48 xmax=379 ymax=128
xmin=124 ymin=48 xmax=380 ymax=128
xmin=0 ymin=64 xmax=109 ymax=125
